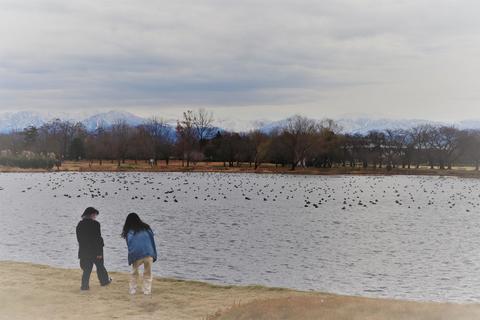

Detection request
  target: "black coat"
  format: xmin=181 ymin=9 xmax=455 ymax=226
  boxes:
xmin=76 ymin=219 xmax=104 ymax=259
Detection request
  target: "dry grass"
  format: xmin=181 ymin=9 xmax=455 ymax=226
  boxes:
xmin=1 ymin=262 xmax=480 ymax=320
xmin=0 ymin=261 xmax=310 ymax=320
xmin=213 ymin=296 xmax=480 ymax=320
xmin=2 ymin=160 xmax=480 ymax=178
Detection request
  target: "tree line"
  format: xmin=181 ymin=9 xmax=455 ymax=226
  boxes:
xmin=1 ymin=109 xmax=480 ymax=171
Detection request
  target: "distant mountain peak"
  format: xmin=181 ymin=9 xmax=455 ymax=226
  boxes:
xmin=1 ymin=110 xmax=480 ymax=134
xmin=81 ymin=110 xmax=146 ymax=131
xmin=333 ymin=117 xmax=443 ymax=134
xmin=0 ymin=110 xmax=147 ymax=133
xmin=0 ymin=110 xmax=48 ymax=132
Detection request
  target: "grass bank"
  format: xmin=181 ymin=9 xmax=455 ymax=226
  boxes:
xmin=2 ymin=160 xmax=480 ymax=178
xmin=1 ymin=261 xmax=479 ymax=320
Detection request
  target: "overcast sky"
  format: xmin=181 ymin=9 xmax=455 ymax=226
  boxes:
xmin=1 ymin=0 xmax=480 ymax=124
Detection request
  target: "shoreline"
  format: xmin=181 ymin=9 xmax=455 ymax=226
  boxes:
xmin=2 ymin=160 xmax=480 ymax=179
xmin=2 ymin=261 xmax=480 ymax=320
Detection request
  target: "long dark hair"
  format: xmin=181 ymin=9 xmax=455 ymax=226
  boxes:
xmin=121 ymin=212 xmax=152 ymax=238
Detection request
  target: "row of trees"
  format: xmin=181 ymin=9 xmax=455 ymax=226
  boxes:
xmin=1 ymin=109 xmax=480 ymax=170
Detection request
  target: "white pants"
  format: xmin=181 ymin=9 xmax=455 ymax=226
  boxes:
xmin=130 ymin=256 xmax=153 ymax=294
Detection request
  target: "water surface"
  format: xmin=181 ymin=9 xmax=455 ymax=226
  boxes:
xmin=1 ymin=172 xmax=480 ymax=302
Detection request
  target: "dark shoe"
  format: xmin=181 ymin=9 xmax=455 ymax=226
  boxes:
xmin=81 ymin=286 xmax=89 ymax=291
xmin=101 ymin=277 xmax=112 ymax=286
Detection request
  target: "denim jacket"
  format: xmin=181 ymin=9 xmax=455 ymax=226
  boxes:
xmin=126 ymin=229 xmax=157 ymax=265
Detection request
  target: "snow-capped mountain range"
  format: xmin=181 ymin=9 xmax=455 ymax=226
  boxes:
xmin=0 ymin=110 xmax=150 ymax=133
xmin=81 ymin=111 xmax=146 ymax=131
xmin=1 ymin=110 xmax=480 ymax=134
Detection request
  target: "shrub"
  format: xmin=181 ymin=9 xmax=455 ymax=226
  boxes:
xmin=0 ymin=155 xmax=55 ymax=169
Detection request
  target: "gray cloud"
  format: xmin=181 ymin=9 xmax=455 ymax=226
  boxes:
xmin=1 ymin=0 xmax=480 ymax=121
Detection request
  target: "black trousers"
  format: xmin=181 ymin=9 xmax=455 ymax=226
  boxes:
xmin=80 ymin=257 xmax=110 ymax=290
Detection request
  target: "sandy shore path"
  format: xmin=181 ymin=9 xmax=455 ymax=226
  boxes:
xmin=0 ymin=261 xmax=314 ymax=320
xmin=2 ymin=261 xmax=480 ymax=320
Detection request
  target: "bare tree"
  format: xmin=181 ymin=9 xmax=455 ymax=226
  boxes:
xmin=176 ymin=111 xmax=198 ymax=167
xmin=90 ymin=125 xmax=113 ymax=165
xmin=427 ymin=126 xmax=461 ymax=169
xmin=461 ymin=130 xmax=480 ymax=170
xmin=311 ymin=125 xmax=341 ymax=168
xmin=129 ymin=126 xmax=152 ymax=164
xmin=247 ymin=130 xmax=270 ymax=169
xmin=280 ymin=115 xmax=319 ymax=170
xmin=192 ymin=108 xmax=215 ymax=146
xmin=366 ymin=130 xmax=386 ymax=168
xmin=218 ymin=131 xmax=243 ymax=167
xmin=58 ymin=120 xmax=77 ymax=160
xmin=144 ymin=117 xmax=174 ymax=165
xmin=384 ymin=129 xmax=408 ymax=169
xmin=410 ymin=125 xmax=428 ymax=168
xmin=111 ymin=120 xmax=131 ymax=166
xmin=394 ymin=129 xmax=413 ymax=168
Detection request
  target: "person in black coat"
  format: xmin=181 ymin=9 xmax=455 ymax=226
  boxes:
xmin=76 ymin=207 xmax=111 ymax=290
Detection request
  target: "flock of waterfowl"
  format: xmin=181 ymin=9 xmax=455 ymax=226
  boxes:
xmin=2 ymin=172 xmax=480 ymax=214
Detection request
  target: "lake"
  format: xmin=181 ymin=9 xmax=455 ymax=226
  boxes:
xmin=1 ymin=172 xmax=480 ymax=302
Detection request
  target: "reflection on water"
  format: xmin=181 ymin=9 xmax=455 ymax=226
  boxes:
xmin=1 ymin=172 xmax=480 ymax=302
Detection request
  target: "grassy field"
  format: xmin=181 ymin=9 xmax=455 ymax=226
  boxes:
xmin=2 ymin=159 xmax=480 ymax=178
xmin=213 ymin=295 xmax=480 ymax=320
xmin=1 ymin=261 xmax=479 ymax=320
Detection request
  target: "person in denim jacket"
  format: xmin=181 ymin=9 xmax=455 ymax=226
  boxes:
xmin=121 ymin=212 xmax=157 ymax=295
